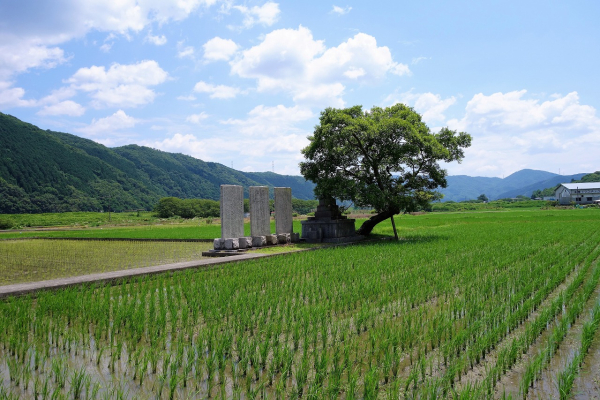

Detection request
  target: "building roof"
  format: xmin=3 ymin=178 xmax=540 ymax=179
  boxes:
xmin=560 ymin=182 xmax=600 ymax=190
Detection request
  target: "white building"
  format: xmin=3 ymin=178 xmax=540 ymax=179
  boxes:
xmin=555 ymin=182 xmax=600 ymax=205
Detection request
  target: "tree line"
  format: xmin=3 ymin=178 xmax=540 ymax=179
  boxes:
xmin=153 ymin=197 xmax=319 ymax=219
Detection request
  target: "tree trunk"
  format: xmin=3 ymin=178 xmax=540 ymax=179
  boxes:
xmin=390 ymin=215 xmax=399 ymax=240
xmin=356 ymin=208 xmax=399 ymax=236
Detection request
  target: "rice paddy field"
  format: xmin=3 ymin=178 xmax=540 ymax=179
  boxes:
xmin=0 ymin=240 xmax=214 ymax=286
xmin=0 ymin=220 xmax=305 ymax=240
xmin=1 ymin=209 xmax=600 ymax=399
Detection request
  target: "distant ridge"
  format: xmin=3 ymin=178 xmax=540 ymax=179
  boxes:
xmin=0 ymin=112 xmax=315 ymax=214
xmin=439 ymin=169 xmax=589 ymax=202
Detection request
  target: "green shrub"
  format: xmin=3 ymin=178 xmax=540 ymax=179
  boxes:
xmin=0 ymin=218 xmax=14 ymax=229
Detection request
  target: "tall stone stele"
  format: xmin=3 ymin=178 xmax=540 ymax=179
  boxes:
xmin=250 ymin=186 xmax=271 ymax=246
xmin=274 ymin=187 xmax=293 ymax=234
xmin=216 ymin=185 xmax=244 ymax=249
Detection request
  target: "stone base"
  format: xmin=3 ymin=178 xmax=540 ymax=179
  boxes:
xmin=224 ymin=238 xmax=239 ymax=250
xmin=215 ymin=237 xmax=252 ymax=250
xmin=291 ymin=232 xmax=300 ymax=243
xmin=277 ymin=233 xmax=291 ymax=244
xmin=265 ymin=235 xmax=278 ymax=245
xmin=251 ymin=236 xmax=267 ymax=247
xmin=301 ymin=218 xmax=357 ymax=243
xmin=239 ymin=237 xmax=253 ymax=249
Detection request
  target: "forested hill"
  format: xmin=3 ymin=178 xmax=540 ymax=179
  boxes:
xmin=0 ymin=112 xmax=315 ymax=214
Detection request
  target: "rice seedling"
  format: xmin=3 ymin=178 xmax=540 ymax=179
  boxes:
xmin=1 ymin=209 xmax=599 ymax=398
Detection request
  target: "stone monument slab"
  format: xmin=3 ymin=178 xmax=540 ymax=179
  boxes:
xmin=275 ymin=187 xmax=293 ymax=235
xmin=250 ymin=186 xmax=271 ymax=237
xmin=220 ymin=185 xmax=244 ymax=239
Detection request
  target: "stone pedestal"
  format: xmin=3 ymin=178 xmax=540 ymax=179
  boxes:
xmin=275 ymin=187 xmax=293 ymax=235
xmin=265 ymin=235 xmax=278 ymax=245
xmin=301 ymin=197 xmax=362 ymax=243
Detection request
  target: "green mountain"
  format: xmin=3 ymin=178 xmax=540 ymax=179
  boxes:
xmin=0 ymin=112 xmax=315 ymax=214
xmin=495 ymin=172 xmax=588 ymax=199
xmin=439 ymin=169 xmax=590 ymax=202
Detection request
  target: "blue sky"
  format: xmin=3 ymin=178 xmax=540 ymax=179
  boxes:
xmin=1 ymin=0 xmax=599 ymax=177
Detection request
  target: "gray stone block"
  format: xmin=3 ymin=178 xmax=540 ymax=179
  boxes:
xmin=213 ymin=238 xmax=224 ymax=250
xmin=250 ymin=186 xmax=271 ymax=237
xmin=291 ymin=232 xmax=300 ymax=243
xmin=277 ymin=233 xmax=291 ymax=244
xmin=224 ymin=238 xmax=239 ymax=250
xmin=275 ymin=187 xmax=293 ymax=235
xmin=239 ymin=237 xmax=253 ymax=249
xmin=252 ymin=236 xmax=267 ymax=247
xmin=265 ymin=235 xmax=278 ymax=245
xmin=221 ymin=185 xmax=244 ymax=239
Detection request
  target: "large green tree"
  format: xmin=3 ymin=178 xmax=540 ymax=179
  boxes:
xmin=300 ymin=104 xmax=472 ymax=236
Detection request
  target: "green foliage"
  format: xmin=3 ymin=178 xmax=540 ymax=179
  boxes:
xmin=0 ymin=217 xmax=14 ymax=229
xmin=575 ymin=171 xmax=600 ymax=183
xmin=154 ymin=197 xmax=220 ymax=219
xmin=477 ymin=193 xmax=488 ymax=202
xmin=300 ymin=104 xmax=471 ymax=234
xmin=291 ymin=198 xmax=318 ymax=214
xmin=531 ymin=187 xmax=557 ymax=198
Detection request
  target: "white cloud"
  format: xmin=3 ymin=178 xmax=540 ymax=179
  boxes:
xmin=0 ymin=41 xmax=66 ymax=80
xmin=445 ymin=90 xmax=600 ymax=177
xmin=386 ymin=91 xmax=456 ymax=124
xmin=202 ymin=37 xmax=239 ymax=62
xmin=230 ymin=26 xmax=409 ymax=107
xmin=77 ymin=110 xmax=138 ymax=136
xmin=232 ymin=2 xmax=280 ymax=29
xmin=37 ymin=87 xmax=77 ymax=105
xmin=146 ymin=33 xmax=167 ymax=46
xmin=0 ymin=81 xmax=36 ymax=107
xmin=99 ymin=42 xmax=113 ymax=53
xmin=411 ymin=56 xmax=430 ymax=65
xmin=37 ymin=100 xmax=85 ymax=116
xmin=194 ymin=81 xmax=240 ymax=99
xmin=177 ymin=94 xmax=197 ymax=101
xmin=186 ymin=112 xmax=209 ymax=123
xmin=0 ymin=0 xmax=217 ymax=80
xmin=178 ymin=45 xmax=195 ymax=59
xmin=331 ymin=5 xmax=352 ymax=15
xmin=66 ymin=60 xmax=168 ymax=108
xmin=147 ymin=104 xmax=313 ymax=174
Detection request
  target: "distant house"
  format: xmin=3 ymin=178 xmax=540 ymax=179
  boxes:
xmin=555 ymin=182 xmax=600 ymax=205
